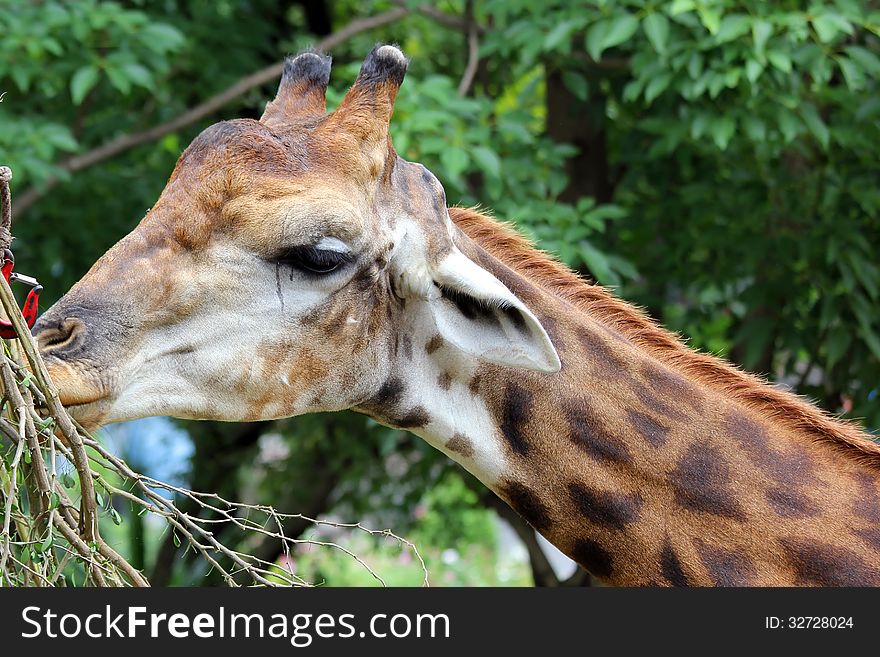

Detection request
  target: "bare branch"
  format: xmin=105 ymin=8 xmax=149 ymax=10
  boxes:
xmin=457 ymin=0 xmax=480 ymax=97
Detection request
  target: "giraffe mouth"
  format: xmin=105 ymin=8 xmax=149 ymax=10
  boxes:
xmin=62 ymin=398 xmax=112 ymax=433
xmin=40 ymin=358 xmax=114 ymax=430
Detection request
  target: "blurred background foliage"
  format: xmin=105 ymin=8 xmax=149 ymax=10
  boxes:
xmin=1 ymin=0 xmax=878 ymax=585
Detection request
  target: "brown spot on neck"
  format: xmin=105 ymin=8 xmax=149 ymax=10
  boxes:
xmin=694 ymin=539 xmax=757 ymax=586
xmin=425 ymin=334 xmax=444 ymax=354
xmin=669 ymin=444 xmax=746 ymax=521
xmin=499 ymin=383 xmax=534 ymax=456
xmin=570 ymin=538 xmax=614 ymax=578
xmin=641 ymin=361 xmax=704 ymax=413
xmin=853 ymin=472 xmax=880 ymax=523
xmin=765 ymin=487 xmax=819 ymax=519
xmin=576 ymin=324 xmax=628 ymax=374
xmin=499 ymin=481 xmax=551 ymax=531
xmin=563 ymin=399 xmax=632 ymax=465
xmin=779 ymin=537 xmax=880 ymax=586
xmin=568 ymin=483 xmax=642 ymax=531
xmin=446 ymin=433 xmax=474 ymax=458
xmin=437 ymin=371 xmax=452 ymax=390
xmin=626 ymin=409 xmax=669 ymax=448
xmin=660 ymin=539 xmax=689 ymax=586
xmin=726 ymin=410 xmax=816 ymax=488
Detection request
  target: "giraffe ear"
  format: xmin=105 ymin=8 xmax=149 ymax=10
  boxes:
xmin=427 ymin=250 xmax=561 ymax=373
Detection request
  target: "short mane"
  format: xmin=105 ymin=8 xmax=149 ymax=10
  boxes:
xmin=449 ymin=206 xmax=880 ymax=469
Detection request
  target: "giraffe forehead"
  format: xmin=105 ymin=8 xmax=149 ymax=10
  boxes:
xmin=212 ymin=178 xmax=372 ymax=254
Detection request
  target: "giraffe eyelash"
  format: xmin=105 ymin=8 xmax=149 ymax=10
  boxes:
xmin=273 ymin=245 xmax=354 ymax=275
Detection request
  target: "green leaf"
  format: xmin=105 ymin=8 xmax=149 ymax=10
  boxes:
xmin=440 ymin=146 xmax=469 ymax=179
xmin=707 ymin=71 xmax=726 ymax=98
xmin=121 ymin=62 xmax=154 ymax=90
xmin=766 ymin=50 xmax=792 ymax=73
xmin=105 ymin=66 xmax=132 ymax=94
xmin=716 ymin=14 xmax=751 ymax=43
xmin=825 ymin=325 xmax=852 ymax=369
xmin=141 ymin=23 xmax=186 ymax=53
xmin=562 ymin=71 xmax=588 ymax=101
xmin=812 ymin=13 xmax=853 ymax=43
xmin=669 ymin=0 xmax=695 ymax=15
xmin=61 ymin=472 xmax=76 ymax=489
xmin=838 ymin=56 xmax=865 ymax=91
xmin=849 ymin=253 xmax=880 ymax=300
xmin=70 ymin=65 xmax=99 ymax=105
xmin=622 ymin=78 xmax=644 ymax=102
xmin=160 ymin=133 xmax=181 ymax=154
xmin=111 ymin=508 xmax=122 ymax=525
xmin=543 ymin=17 xmax=585 ymax=52
xmin=752 ymin=19 xmax=773 ymax=58
xmin=777 ymin=110 xmax=801 ymax=142
xmin=710 ymin=115 xmax=736 ymax=150
xmin=691 ymin=112 xmax=710 ymax=139
xmin=471 ymin=146 xmax=501 ymax=178
xmin=603 ymin=13 xmax=640 ymax=50
xmin=578 ymin=240 xmax=616 ymax=285
xmin=745 ymin=59 xmax=764 ymax=83
xmin=41 ymin=125 xmax=77 ymax=151
xmin=588 ymin=13 xmax=639 ymax=60
xmin=799 ymin=104 xmax=829 ymax=149
xmin=697 ymin=6 xmax=721 ymax=34
xmin=844 ymin=46 xmax=880 ymax=77
xmin=585 ymin=20 xmax=609 ymax=61
xmin=644 ymin=71 xmax=672 ymax=103
xmin=687 ymin=53 xmax=703 ymax=79
xmin=724 ymin=68 xmax=741 ymax=88
xmin=37 ymin=530 xmax=53 ymax=554
xmin=742 ymin=115 xmax=766 ymax=141
xmin=860 ymin=326 xmax=880 ymax=362
xmin=643 ymin=13 xmax=670 ymax=55
xmin=583 ymin=204 xmax=627 ymax=223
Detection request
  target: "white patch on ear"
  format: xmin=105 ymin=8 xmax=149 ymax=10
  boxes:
xmin=431 ymin=250 xmax=561 ymax=373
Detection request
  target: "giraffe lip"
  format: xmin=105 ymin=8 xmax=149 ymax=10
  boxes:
xmin=59 ymin=397 xmax=111 ymax=431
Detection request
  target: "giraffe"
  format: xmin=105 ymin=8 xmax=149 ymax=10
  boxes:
xmin=33 ymin=45 xmax=880 ymax=586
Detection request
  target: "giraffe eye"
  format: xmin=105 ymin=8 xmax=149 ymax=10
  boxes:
xmin=275 ymin=245 xmax=353 ymax=275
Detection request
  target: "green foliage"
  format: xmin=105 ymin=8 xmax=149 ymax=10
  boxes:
xmin=481 ymin=0 xmax=879 ymax=425
xmin=0 ymin=0 xmax=878 ymax=586
xmin=0 ymin=0 xmax=185 ymax=185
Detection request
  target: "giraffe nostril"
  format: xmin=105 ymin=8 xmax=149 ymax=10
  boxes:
xmin=35 ymin=317 xmax=85 ymax=354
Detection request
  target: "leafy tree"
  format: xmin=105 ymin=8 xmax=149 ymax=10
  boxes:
xmin=1 ymin=0 xmax=877 ymax=585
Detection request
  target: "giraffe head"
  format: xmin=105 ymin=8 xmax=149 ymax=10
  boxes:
xmin=34 ymin=45 xmax=560 ymax=430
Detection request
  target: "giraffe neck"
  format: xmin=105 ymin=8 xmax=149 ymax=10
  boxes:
xmin=359 ymin=213 xmax=880 ymax=586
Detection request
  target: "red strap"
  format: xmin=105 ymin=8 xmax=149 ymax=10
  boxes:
xmin=0 ymin=249 xmax=42 ymax=338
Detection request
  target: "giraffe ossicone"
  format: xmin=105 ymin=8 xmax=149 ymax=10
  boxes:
xmin=34 ymin=45 xmax=880 ymax=586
